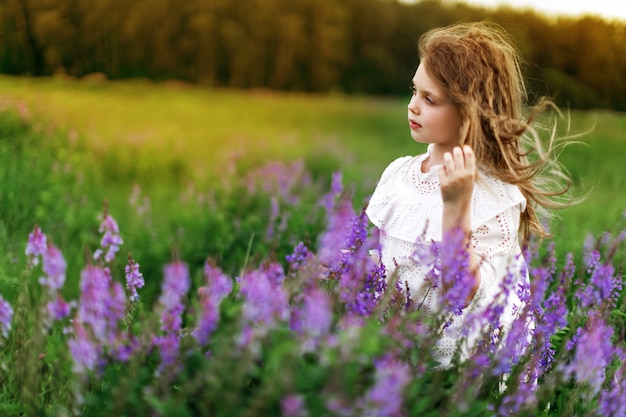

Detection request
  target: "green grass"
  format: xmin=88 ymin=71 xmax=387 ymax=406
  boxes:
xmin=0 ymin=74 xmax=625 ymax=260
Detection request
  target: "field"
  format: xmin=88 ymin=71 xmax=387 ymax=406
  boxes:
xmin=0 ymin=75 xmax=625 ymax=416
xmin=2 ymin=75 xmax=625 ymax=237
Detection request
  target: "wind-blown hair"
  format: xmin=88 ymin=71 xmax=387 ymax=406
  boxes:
xmin=418 ymin=21 xmax=573 ymax=244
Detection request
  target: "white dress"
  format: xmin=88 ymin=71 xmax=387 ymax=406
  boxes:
xmin=365 ymin=145 xmax=529 ymax=367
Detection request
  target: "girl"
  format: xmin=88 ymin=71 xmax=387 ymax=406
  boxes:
xmin=365 ymin=21 xmax=571 ymax=367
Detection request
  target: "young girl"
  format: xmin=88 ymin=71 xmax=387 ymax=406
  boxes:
xmin=366 ymin=21 xmax=571 ymax=367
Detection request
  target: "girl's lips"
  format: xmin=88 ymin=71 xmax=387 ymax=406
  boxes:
xmin=409 ymin=119 xmax=421 ymax=129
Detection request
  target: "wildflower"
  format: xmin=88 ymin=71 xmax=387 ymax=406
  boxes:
xmin=193 ymin=287 xmax=220 ymax=346
xmin=25 ymin=225 xmax=47 ymax=266
xmin=77 ymin=263 xmax=127 ymax=351
xmin=153 ymin=332 xmax=180 ymax=373
xmin=124 ymin=255 xmax=144 ymax=302
xmin=439 ymin=227 xmax=474 ymax=316
xmin=281 ymin=394 xmax=307 ymax=417
xmin=563 ymin=314 xmax=615 ymax=396
xmin=0 ymin=295 xmax=13 ymax=339
xmin=317 ymin=197 xmax=355 ymax=268
xmin=154 ymin=261 xmax=190 ymax=372
xmin=497 ymin=371 xmax=538 ymax=416
xmin=286 ymin=242 xmax=311 ymax=273
xmin=203 ymin=261 xmax=233 ymax=298
xmin=94 ymin=213 xmax=123 ymax=264
xmin=598 ymin=363 xmax=626 ymax=417
xmin=192 ymin=262 xmax=232 ymax=346
xmin=576 ymin=256 xmax=620 ymax=310
xmin=297 ymin=288 xmax=332 ymax=352
xmin=239 ymin=270 xmax=289 ymax=326
xmin=527 ymin=253 xmax=572 ymax=375
xmin=319 ymin=170 xmax=344 ymax=212
xmin=68 ymin=322 xmax=100 ymax=376
xmin=159 ymin=262 xmax=190 ymax=313
xmin=359 ymin=356 xmax=410 ymax=417
xmin=246 ymin=160 xmax=310 ymax=204
xmin=39 ymin=243 xmax=67 ymax=292
xmin=111 ymin=335 xmax=139 ymax=363
xmin=77 ymin=265 xmax=112 ymax=343
xmin=46 ymin=295 xmax=72 ymax=321
xmin=326 ymin=210 xmax=383 ymax=317
xmin=261 ymin=261 xmax=286 ymax=287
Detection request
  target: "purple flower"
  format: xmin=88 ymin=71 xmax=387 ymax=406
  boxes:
xmin=153 ymin=333 xmax=180 ymax=373
xmin=261 ymin=261 xmax=286 ymax=287
xmin=286 ymin=242 xmax=311 ymax=273
xmin=439 ymin=227 xmax=474 ymax=316
xmin=497 ymin=370 xmax=538 ymax=416
xmin=111 ymin=335 xmax=139 ymax=363
xmin=77 ymin=265 xmax=125 ymax=345
xmin=159 ymin=262 xmax=190 ymax=312
xmin=319 ymin=170 xmax=343 ymax=212
xmin=564 ymin=314 xmax=615 ymax=396
xmin=528 ymin=252 xmax=573 ymax=375
xmin=39 ymin=243 xmax=67 ymax=292
xmin=154 ymin=262 xmax=190 ymax=372
xmin=77 ymin=265 xmax=111 ymax=342
xmin=294 ymin=288 xmax=332 ymax=352
xmin=192 ymin=262 xmax=232 ymax=346
xmin=246 ymin=160 xmax=310 ymax=204
xmin=124 ymin=255 xmax=144 ymax=302
xmin=359 ymin=356 xmax=410 ymax=417
xmin=193 ymin=287 xmax=220 ymax=346
xmin=282 ymin=394 xmax=306 ymax=417
xmin=599 ymin=363 xmax=626 ymax=417
xmin=576 ymin=255 xmax=620 ymax=310
xmin=0 ymin=295 xmax=13 ymax=339
xmin=317 ymin=197 xmax=355 ymax=267
xmin=322 ymin=210 xmax=383 ymax=317
xmin=203 ymin=261 xmax=233 ymax=299
xmin=239 ymin=270 xmax=289 ymax=326
xmin=94 ymin=213 xmax=123 ymax=264
xmin=25 ymin=225 xmax=47 ymax=266
xmin=46 ymin=295 xmax=72 ymax=321
xmin=68 ymin=322 xmax=100 ymax=375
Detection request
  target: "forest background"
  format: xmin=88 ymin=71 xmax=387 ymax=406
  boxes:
xmin=2 ymin=0 xmax=626 ymax=110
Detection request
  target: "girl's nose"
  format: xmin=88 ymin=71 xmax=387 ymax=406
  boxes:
xmin=408 ymin=96 xmax=419 ymax=114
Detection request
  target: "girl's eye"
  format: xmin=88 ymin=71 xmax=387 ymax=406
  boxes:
xmin=425 ymin=96 xmax=435 ymax=105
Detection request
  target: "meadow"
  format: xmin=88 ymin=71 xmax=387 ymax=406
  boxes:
xmin=0 ymin=75 xmax=625 ymax=416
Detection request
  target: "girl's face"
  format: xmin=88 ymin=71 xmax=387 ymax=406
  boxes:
xmin=408 ymin=63 xmax=463 ymax=151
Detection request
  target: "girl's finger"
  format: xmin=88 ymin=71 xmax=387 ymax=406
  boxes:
xmin=443 ymin=151 xmax=453 ymax=174
xmin=453 ymin=146 xmax=464 ymax=170
xmin=463 ymin=145 xmax=476 ymax=173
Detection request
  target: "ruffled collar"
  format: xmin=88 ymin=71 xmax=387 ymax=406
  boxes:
xmin=365 ymin=147 xmax=526 ymax=243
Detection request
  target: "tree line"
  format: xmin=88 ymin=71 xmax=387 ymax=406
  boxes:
xmin=1 ymin=0 xmax=625 ymax=110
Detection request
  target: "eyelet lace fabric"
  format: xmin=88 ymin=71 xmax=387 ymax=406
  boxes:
xmin=365 ymin=146 xmax=530 ymax=368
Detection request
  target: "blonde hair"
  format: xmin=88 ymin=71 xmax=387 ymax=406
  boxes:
xmin=418 ymin=21 xmax=572 ymax=244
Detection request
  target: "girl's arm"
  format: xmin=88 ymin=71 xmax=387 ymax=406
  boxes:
xmin=439 ymin=145 xmax=481 ymax=303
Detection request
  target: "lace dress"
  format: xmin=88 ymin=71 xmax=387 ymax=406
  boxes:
xmin=365 ymin=145 xmax=529 ymax=367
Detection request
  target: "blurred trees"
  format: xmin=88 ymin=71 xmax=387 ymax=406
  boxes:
xmin=0 ymin=0 xmax=625 ymax=109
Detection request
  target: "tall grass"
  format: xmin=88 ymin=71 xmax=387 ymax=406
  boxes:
xmin=1 ymin=75 xmax=624 ymax=258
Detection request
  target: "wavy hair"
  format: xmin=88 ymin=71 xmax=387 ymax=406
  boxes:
xmin=418 ymin=21 xmax=574 ymax=244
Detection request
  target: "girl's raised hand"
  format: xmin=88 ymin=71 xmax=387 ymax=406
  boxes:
xmin=439 ymin=145 xmax=476 ymax=207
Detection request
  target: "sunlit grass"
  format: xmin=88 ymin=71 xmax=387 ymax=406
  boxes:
xmin=0 ymin=75 xmax=625 ymax=257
